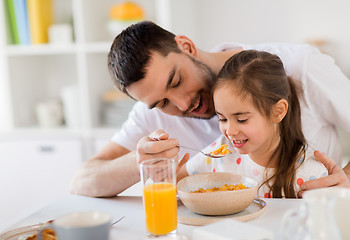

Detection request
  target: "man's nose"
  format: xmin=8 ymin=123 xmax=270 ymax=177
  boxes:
xmin=171 ymin=95 xmax=191 ymax=112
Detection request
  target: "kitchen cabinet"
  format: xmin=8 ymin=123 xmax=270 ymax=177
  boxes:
xmin=0 ymin=137 xmax=82 ymax=231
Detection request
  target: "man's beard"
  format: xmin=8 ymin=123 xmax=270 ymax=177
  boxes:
xmin=182 ymin=55 xmax=217 ymax=119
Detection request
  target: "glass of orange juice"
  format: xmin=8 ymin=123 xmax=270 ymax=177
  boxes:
xmin=140 ymin=158 xmax=177 ymax=237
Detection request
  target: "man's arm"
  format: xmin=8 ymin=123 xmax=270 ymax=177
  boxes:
xmin=70 ymin=129 xmax=182 ymax=197
xmin=70 ymin=142 xmax=139 ymax=197
xmin=299 ymin=151 xmax=350 ymax=197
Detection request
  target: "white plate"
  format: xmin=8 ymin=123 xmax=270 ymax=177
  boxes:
xmin=177 ymin=198 xmax=266 ymax=226
xmin=0 ymin=224 xmax=43 ymax=240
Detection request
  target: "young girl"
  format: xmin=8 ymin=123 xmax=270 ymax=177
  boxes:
xmin=185 ymin=50 xmax=328 ymax=198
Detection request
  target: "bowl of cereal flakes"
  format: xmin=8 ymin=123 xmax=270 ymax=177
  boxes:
xmin=177 ymin=172 xmax=258 ymax=216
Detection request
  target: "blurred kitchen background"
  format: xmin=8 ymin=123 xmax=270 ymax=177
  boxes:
xmin=0 ymin=0 xmax=349 ymax=232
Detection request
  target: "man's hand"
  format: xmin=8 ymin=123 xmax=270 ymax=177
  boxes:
xmin=299 ymin=150 xmax=350 ymax=197
xmin=136 ymin=129 xmax=180 ymax=165
xmin=136 ymin=129 xmax=191 ymax=181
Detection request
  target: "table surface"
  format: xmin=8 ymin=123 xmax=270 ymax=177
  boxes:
xmin=2 ymin=194 xmax=302 ymax=239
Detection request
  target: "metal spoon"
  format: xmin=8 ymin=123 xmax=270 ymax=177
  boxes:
xmin=111 ymin=216 xmax=125 ymax=225
xmin=151 ymin=137 xmax=230 ymax=158
xmin=178 ymin=145 xmax=232 ymax=158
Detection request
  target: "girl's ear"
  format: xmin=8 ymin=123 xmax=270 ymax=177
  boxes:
xmin=272 ymin=99 xmax=288 ymax=123
xmin=174 ymin=35 xmax=198 ymax=57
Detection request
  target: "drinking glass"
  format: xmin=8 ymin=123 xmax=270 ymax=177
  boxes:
xmin=140 ymin=158 xmax=177 ymax=237
xmin=279 ymin=187 xmax=344 ymax=240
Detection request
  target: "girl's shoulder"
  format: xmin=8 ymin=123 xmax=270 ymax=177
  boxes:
xmin=296 ymin=150 xmax=328 ymax=179
xmin=292 ymin=150 xmax=327 ymax=194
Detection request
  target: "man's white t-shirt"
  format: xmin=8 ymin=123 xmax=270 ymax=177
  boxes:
xmin=111 ymin=42 xmax=350 ymax=166
xmin=112 ymin=102 xmax=221 ymax=158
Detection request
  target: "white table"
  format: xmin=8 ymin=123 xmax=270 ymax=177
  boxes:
xmin=2 ymin=194 xmax=302 ymax=239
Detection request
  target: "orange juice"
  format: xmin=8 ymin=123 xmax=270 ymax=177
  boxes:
xmin=143 ymin=182 xmax=177 ymax=235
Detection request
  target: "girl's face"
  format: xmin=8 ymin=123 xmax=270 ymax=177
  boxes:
xmin=213 ymin=82 xmax=280 ymax=160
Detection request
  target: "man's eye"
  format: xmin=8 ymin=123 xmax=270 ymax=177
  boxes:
xmin=160 ymin=99 xmax=169 ymax=108
xmin=173 ymin=76 xmax=181 ymax=88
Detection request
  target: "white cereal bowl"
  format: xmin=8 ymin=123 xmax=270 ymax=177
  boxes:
xmin=177 ymin=172 xmax=258 ymax=216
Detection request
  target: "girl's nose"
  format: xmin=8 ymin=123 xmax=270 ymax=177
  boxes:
xmin=226 ymin=122 xmax=239 ymax=137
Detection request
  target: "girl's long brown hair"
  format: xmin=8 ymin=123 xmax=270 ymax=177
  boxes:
xmin=215 ymin=50 xmax=306 ymax=198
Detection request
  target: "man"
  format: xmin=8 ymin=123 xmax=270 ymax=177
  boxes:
xmin=70 ymin=21 xmax=350 ymax=197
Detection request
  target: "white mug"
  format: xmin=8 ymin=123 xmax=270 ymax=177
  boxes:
xmin=37 ymin=211 xmax=111 ymax=240
xmin=48 ymin=24 xmax=73 ymax=45
xmin=35 ymin=100 xmax=63 ymax=128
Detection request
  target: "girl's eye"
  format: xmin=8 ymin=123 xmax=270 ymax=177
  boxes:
xmin=237 ymin=119 xmax=247 ymax=123
xmin=218 ymin=118 xmax=227 ymax=122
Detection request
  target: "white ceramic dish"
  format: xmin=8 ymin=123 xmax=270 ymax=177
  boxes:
xmin=0 ymin=224 xmax=43 ymax=240
xmin=177 ymin=198 xmax=266 ymax=226
xmin=177 ymin=172 xmax=258 ymax=216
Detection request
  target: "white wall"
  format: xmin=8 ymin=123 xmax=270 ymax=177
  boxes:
xmin=169 ymin=0 xmax=350 ymax=77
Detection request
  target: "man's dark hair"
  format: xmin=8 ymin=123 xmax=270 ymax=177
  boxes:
xmin=108 ymin=21 xmax=181 ymax=94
